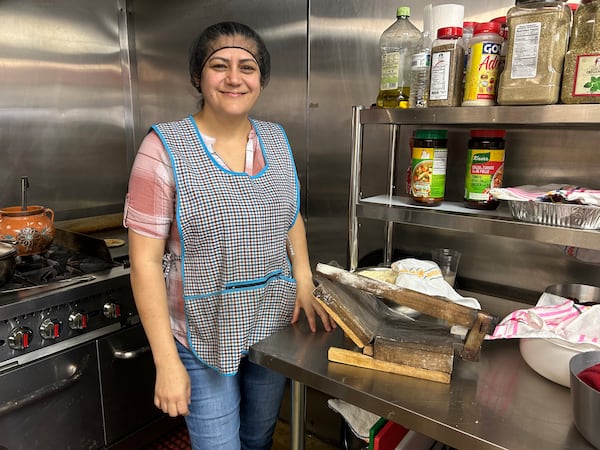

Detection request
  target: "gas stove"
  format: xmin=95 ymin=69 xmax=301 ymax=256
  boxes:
xmin=0 ymin=228 xmax=135 ymax=369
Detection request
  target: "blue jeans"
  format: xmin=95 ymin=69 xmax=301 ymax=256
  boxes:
xmin=176 ymin=340 xmax=287 ymax=450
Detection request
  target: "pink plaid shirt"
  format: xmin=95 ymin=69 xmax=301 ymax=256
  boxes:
xmin=124 ymin=129 xmax=265 ymax=347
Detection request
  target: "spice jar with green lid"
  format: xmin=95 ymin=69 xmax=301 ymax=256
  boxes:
xmin=561 ymin=0 xmax=600 ymax=103
xmin=410 ymin=129 xmax=448 ymax=206
xmin=497 ymin=0 xmax=572 ymax=105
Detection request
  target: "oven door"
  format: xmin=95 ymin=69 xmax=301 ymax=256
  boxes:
xmin=98 ymin=324 xmax=163 ymax=446
xmin=0 ymin=341 xmax=104 ymax=450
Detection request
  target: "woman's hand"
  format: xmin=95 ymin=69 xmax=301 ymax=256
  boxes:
xmin=154 ymin=358 xmax=191 ymax=417
xmin=291 ymin=275 xmax=336 ymax=332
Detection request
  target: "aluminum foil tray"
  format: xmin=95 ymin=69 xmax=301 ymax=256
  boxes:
xmin=508 ymin=200 xmax=600 ymax=229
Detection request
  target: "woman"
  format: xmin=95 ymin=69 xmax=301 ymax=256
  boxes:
xmin=124 ymin=21 xmax=335 ymax=450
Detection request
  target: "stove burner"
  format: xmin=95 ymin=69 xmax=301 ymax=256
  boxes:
xmin=2 ymin=242 xmax=115 ymax=292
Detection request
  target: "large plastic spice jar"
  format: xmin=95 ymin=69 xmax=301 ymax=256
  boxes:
xmin=497 ymin=0 xmax=572 ymax=105
xmin=561 ymin=0 xmax=600 ymax=103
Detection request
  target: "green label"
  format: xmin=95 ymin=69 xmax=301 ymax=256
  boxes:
xmin=465 ymin=148 xmax=505 ymax=201
xmin=411 ymin=147 xmax=447 ymax=199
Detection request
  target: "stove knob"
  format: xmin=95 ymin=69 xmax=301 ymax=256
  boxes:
xmin=8 ymin=326 xmax=34 ymax=350
xmin=103 ymin=302 xmax=121 ymax=319
xmin=40 ymin=318 xmax=62 ymax=340
xmin=68 ymin=311 xmax=88 ymax=330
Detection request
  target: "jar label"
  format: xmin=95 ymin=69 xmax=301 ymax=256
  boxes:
xmin=411 ymin=147 xmax=447 ymax=199
xmin=463 ymin=40 xmax=501 ymax=102
xmin=510 ymin=22 xmax=541 ymax=79
xmin=572 ymin=54 xmax=600 ymax=96
xmin=429 ymin=51 xmax=451 ymax=100
xmin=380 ymin=51 xmax=401 ymax=90
xmin=465 ymin=149 xmax=505 ymax=201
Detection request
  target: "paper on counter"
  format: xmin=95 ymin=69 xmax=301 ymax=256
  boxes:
xmin=390 ymin=258 xmax=481 ymax=310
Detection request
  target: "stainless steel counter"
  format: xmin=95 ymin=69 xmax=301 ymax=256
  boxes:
xmin=249 ymin=321 xmax=595 ymax=450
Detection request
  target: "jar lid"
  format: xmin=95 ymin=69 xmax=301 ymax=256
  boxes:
xmin=396 ymin=6 xmax=410 ymax=17
xmin=470 ymin=129 xmax=506 ymax=138
xmin=437 ymin=26 xmax=463 ymax=39
xmin=463 ymin=21 xmax=478 ymax=28
xmin=474 ymin=21 xmax=502 ymax=35
xmin=415 ymin=129 xmax=448 ymax=139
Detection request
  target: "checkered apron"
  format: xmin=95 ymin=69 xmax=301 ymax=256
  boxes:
xmin=153 ymin=116 xmax=299 ymax=374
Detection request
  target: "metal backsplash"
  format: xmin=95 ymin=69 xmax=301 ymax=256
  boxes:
xmin=0 ymin=0 xmax=129 ymax=220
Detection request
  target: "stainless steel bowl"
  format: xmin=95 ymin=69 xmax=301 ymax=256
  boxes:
xmin=544 ymin=284 xmax=600 ymax=305
xmin=570 ymin=351 xmax=600 ymax=448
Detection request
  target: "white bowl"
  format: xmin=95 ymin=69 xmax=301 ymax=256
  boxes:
xmin=519 ymin=338 xmax=597 ymax=388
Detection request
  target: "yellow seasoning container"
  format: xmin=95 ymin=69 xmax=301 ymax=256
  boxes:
xmin=462 ymin=22 xmax=503 ymax=106
xmin=410 ymin=129 xmax=448 ymax=207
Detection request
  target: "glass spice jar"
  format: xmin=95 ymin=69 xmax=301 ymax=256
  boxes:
xmin=410 ymin=129 xmax=448 ymax=207
xmin=497 ymin=0 xmax=572 ymax=105
xmin=464 ymin=130 xmax=506 ymax=210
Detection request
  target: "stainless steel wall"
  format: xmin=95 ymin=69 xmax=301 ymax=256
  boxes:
xmin=128 ymin=0 xmax=310 ymax=210
xmin=0 ymin=0 xmax=128 ymax=220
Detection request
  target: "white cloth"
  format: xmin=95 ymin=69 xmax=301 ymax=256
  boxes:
xmin=327 ymin=398 xmax=379 ymax=441
xmin=488 ymin=292 xmax=600 ymax=348
xmin=390 ymin=258 xmax=481 ymax=310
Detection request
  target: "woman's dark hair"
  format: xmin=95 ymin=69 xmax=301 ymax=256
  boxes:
xmin=189 ymin=22 xmax=271 ymax=94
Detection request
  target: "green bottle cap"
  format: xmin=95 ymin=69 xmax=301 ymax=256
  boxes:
xmin=415 ymin=129 xmax=447 ymax=140
xmin=397 ymin=6 xmax=410 ymax=17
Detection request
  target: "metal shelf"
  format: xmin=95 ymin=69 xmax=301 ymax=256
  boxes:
xmin=359 ymin=104 xmax=600 ymax=127
xmin=348 ymin=105 xmax=600 ymax=270
xmin=358 ymin=195 xmax=600 ymax=251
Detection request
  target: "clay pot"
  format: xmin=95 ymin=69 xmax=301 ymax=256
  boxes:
xmin=0 ymin=205 xmax=56 ymax=256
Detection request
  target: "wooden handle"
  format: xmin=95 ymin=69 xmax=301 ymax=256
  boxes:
xmin=328 ymin=347 xmax=451 ymax=384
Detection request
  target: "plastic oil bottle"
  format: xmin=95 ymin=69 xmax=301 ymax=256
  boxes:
xmin=377 ymin=6 xmax=421 ymax=108
xmin=408 ymin=10 xmax=433 ymax=108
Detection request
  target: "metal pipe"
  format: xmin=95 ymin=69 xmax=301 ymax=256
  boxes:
xmin=348 ymin=105 xmax=364 ymax=272
xmin=290 ymin=379 xmax=306 ymax=450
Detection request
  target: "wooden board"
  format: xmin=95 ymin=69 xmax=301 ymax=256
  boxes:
xmin=374 ymin=336 xmax=454 ymax=374
xmin=312 ymin=277 xmax=381 ymax=348
xmin=328 ymin=347 xmax=451 ymax=384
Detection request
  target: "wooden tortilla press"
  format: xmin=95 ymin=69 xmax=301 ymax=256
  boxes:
xmin=313 ymin=263 xmax=498 ymax=383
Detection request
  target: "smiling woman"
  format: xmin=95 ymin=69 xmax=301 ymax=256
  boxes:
xmin=124 ymin=21 xmax=334 ymax=450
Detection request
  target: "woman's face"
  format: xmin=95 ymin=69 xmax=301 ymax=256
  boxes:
xmin=200 ymin=38 xmax=262 ymax=119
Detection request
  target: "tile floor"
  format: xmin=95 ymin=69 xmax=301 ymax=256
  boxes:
xmin=141 ymin=419 xmax=339 ymax=450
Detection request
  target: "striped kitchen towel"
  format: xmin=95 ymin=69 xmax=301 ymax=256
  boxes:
xmin=488 ymin=292 xmax=600 ymax=346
